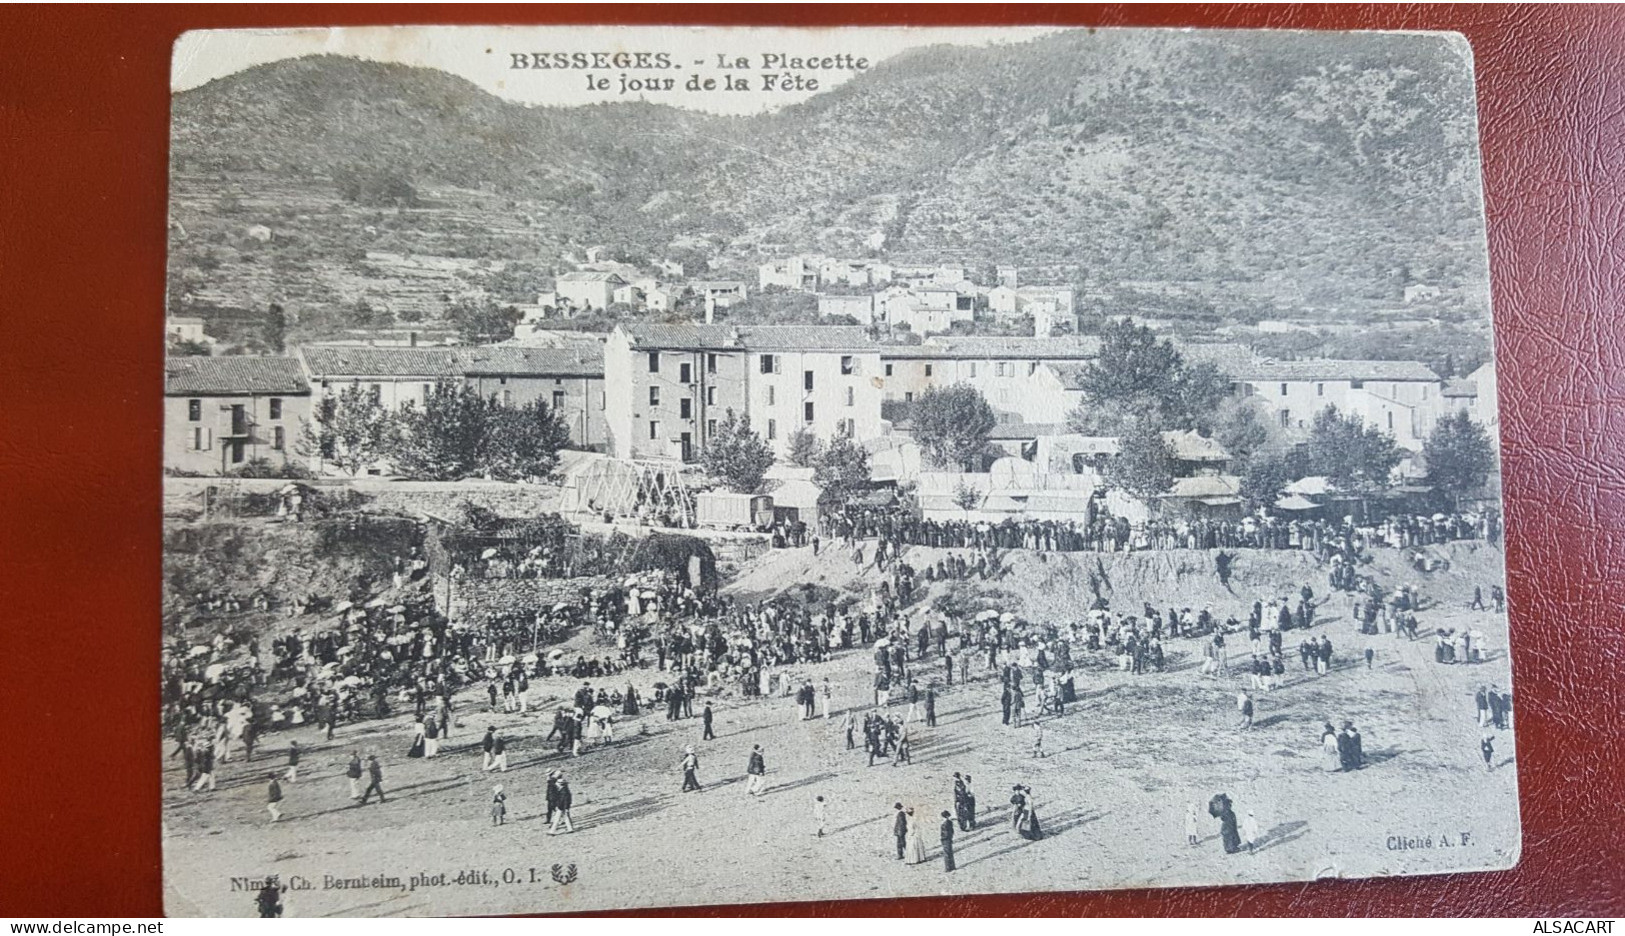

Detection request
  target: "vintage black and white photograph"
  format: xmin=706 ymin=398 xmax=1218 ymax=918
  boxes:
xmin=161 ymin=25 xmax=1518 ymax=917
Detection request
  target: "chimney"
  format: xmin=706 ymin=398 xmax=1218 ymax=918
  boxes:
xmin=409 ymin=330 xmax=418 ymax=348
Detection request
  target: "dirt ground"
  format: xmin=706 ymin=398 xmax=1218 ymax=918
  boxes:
xmin=163 ymin=543 xmax=1520 ymax=917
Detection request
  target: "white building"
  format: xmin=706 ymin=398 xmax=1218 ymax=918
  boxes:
xmin=556 ymin=271 xmax=625 ymax=311
xmin=603 ymin=323 xmax=884 ymax=463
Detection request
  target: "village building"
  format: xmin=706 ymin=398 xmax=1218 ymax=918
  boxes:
xmin=879 ymin=335 xmax=1103 ymax=419
xmin=1442 ymin=360 xmax=1500 ymax=429
xmin=603 ymin=323 xmax=883 ymax=463
xmin=816 ymin=293 xmax=876 ymax=324
xmin=555 ymin=271 xmax=625 ymax=311
xmin=296 ymin=345 xmax=607 ymax=450
xmin=1219 ymin=357 xmax=1444 ymax=450
xmin=164 ymin=355 xmax=310 ymax=475
xmin=165 ymin=315 xmax=211 ymax=345
xmin=687 ymin=280 xmax=749 ymax=308
xmin=758 ymin=256 xmax=820 ymax=291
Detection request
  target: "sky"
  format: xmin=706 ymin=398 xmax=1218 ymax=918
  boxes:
xmin=172 ymin=25 xmax=1064 ymax=116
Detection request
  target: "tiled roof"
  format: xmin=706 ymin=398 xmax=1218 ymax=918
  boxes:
xmin=1442 ymin=378 xmax=1478 ymax=398
xmin=300 ymin=347 xmax=464 ymax=377
xmin=881 ymin=336 xmax=1102 ymax=359
xmin=558 ymin=271 xmax=623 ymax=283
xmin=300 ymin=346 xmax=604 ymax=378
xmin=459 ymin=346 xmax=603 ymax=376
xmin=164 ymin=355 xmax=309 ymax=395
xmin=1231 ymin=358 xmax=1439 ymax=382
xmin=620 ymin=324 xmax=876 ymax=352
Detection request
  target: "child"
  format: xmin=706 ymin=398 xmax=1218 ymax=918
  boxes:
xmin=490 ymin=785 xmax=507 ymax=826
xmin=1185 ymin=803 xmax=1199 ymax=846
xmin=813 ymin=795 xmax=827 ymax=837
xmin=1480 ymin=733 xmax=1495 ymax=771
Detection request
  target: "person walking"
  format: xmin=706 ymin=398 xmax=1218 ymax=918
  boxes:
xmin=266 ymin=774 xmax=284 ymax=823
xmin=939 ymin=810 xmax=957 ymax=872
xmin=924 ymin=687 xmax=937 ymax=728
xmin=545 ymin=770 xmax=561 ymax=826
xmin=481 ymin=727 xmax=497 ymax=771
xmin=821 ymin=678 xmax=833 ymax=719
xmin=548 ymin=775 xmax=574 ymax=834
xmin=254 ymin=880 xmax=283 ymax=918
xmin=842 ymin=710 xmax=856 ymax=751
xmin=1185 ymin=802 xmax=1199 ymax=846
xmin=892 ymin=802 xmax=908 ymax=860
xmin=1480 ymin=733 xmax=1495 ymax=771
xmin=1237 ymin=690 xmax=1254 ymax=731
xmin=745 ymin=744 xmax=767 ymax=796
xmin=702 ymin=703 xmax=715 ymax=741
xmin=1031 ymin=721 xmax=1046 ymax=758
xmin=358 ymin=755 xmax=386 ymax=805
xmin=680 ymin=746 xmax=702 ymax=792
xmin=487 ymin=735 xmax=508 ymax=773
xmin=283 ymin=741 xmax=300 ymax=783
xmin=345 ymin=751 xmax=363 ymax=800
xmin=813 ymin=795 xmax=828 ymax=838
xmin=192 ymin=743 xmax=216 ymax=793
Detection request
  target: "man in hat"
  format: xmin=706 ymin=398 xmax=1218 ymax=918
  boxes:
xmin=745 ymin=744 xmax=767 ymax=796
xmin=548 ymin=774 xmax=574 ymax=834
xmin=359 ymin=754 xmax=386 ymax=805
xmin=681 ymin=746 xmax=702 ymax=792
xmin=283 ymin=740 xmax=300 ymax=783
xmin=940 ymin=810 xmax=957 ymax=871
xmin=481 ymin=726 xmax=497 ymax=771
xmin=488 ymin=733 xmax=508 ymax=773
xmin=545 ymin=770 xmax=562 ymax=825
xmin=345 ymin=751 xmax=363 ymax=800
xmin=892 ymin=802 xmax=908 ymax=860
xmin=266 ymin=773 xmax=284 ymax=823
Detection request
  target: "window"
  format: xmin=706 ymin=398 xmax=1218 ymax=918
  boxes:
xmin=1350 ymin=379 xmax=1365 ymax=390
xmin=1279 ymin=409 xmax=1291 ymax=428
xmin=192 ymin=427 xmax=206 ymax=450
xmin=648 ymin=352 xmax=661 ymax=373
xmin=1317 ymin=383 xmax=1325 ymax=397
xmin=904 ymin=392 xmax=914 ymax=403
xmin=370 ymin=383 xmax=382 ymax=401
xmin=884 ymin=363 xmax=894 ymax=377
xmin=804 ymin=401 xmax=815 ymax=424
xmin=649 ymin=420 xmax=660 ymax=440
xmin=553 ymin=390 xmax=565 ymax=411
xmin=924 ymin=364 xmax=933 ymax=377
xmin=767 ymin=386 xmax=776 ymax=406
xmin=599 ymin=392 xmax=606 ymax=409
xmin=423 ymin=384 xmax=432 ymax=398
xmin=1279 ymin=383 xmax=1288 ymax=397
xmin=230 ymin=441 xmax=245 ymax=464
xmin=841 ymin=355 xmax=854 ymax=375
xmin=968 ymin=362 xmax=978 ymax=378
xmin=706 ymin=387 xmax=716 ymax=406
xmin=499 ymin=376 xmax=508 ymax=385
xmin=680 ymin=362 xmax=692 ymax=383
xmin=803 ymin=370 xmax=814 ymax=391
xmin=680 ymin=398 xmax=692 ymax=419
xmin=1243 ymin=383 xmax=1254 ymax=397
xmin=273 ymin=426 xmax=285 ymax=451
xmin=269 ymin=398 xmax=282 ymax=420
xmin=188 ymin=399 xmax=201 ymax=421
xmin=845 ymin=387 xmax=855 ymax=406
xmin=1387 ymin=411 xmax=1394 ymax=430
xmin=767 ymin=419 xmax=777 ymax=440
xmin=649 ymin=386 xmax=661 ymax=407
xmin=707 ymin=353 xmax=717 ymax=374
xmin=760 ymin=354 xmax=776 ymax=374
xmin=502 ymin=389 xmax=512 ymax=406
xmin=707 ymin=419 xmax=717 ymax=437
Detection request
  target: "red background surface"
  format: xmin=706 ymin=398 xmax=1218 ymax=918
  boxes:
xmin=1 ymin=3 xmax=1621 ymax=918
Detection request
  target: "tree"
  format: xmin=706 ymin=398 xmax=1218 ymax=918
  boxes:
xmin=445 ymin=296 xmax=522 ymax=345
xmin=167 ymin=337 xmax=211 ymax=357
xmin=301 ymin=384 xmax=396 ymax=477
xmin=483 ymin=398 xmax=572 ymax=481
xmin=813 ymin=432 xmax=871 ymax=510
xmin=391 ymin=382 xmax=490 ymax=481
xmin=786 ymin=427 xmax=821 ymax=468
xmin=1212 ymin=401 xmax=1273 ymax=464
xmin=1306 ymin=406 xmax=1402 ymax=497
xmin=952 ymin=479 xmax=982 ymax=513
xmin=913 ymin=384 xmax=997 ymax=470
xmin=1101 ymin=417 xmax=1176 ymax=500
xmin=1238 ymin=450 xmax=1304 ymax=510
xmin=1423 ymin=410 xmax=1496 ymax=507
xmin=701 ymin=409 xmax=774 ymax=494
xmin=1073 ymin=317 xmax=1234 ymax=431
